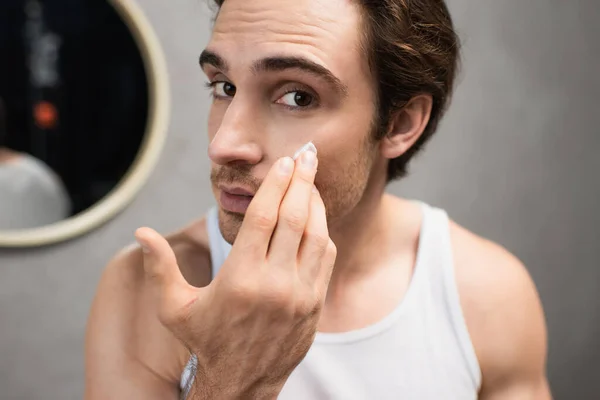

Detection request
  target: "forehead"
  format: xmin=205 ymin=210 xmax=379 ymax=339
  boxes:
xmin=208 ymin=0 xmax=365 ymax=75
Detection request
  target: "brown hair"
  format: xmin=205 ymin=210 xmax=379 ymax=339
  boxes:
xmin=210 ymin=0 xmax=460 ymax=181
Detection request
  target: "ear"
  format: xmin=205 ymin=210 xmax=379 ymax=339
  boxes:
xmin=380 ymin=94 xmax=433 ymax=160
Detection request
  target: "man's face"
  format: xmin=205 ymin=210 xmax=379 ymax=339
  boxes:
xmin=202 ymin=0 xmax=380 ymax=243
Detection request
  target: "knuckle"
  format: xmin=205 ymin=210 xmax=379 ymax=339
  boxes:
xmin=247 ymin=208 xmax=277 ymax=231
xmin=304 ymin=230 xmax=330 ymax=251
xmin=281 ymin=207 xmax=307 ymax=233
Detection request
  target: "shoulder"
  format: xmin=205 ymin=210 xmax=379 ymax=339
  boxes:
xmin=6 ymin=154 xmax=68 ymax=197
xmin=86 ymin=217 xmax=213 ymax=390
xmin=448 ymin=220 xmax=550 ymax=397
xmin=14 ymin=153 xmax=57 ymax=179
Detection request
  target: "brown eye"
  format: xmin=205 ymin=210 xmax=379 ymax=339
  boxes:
xmin=278 ymin=91 xmax=314 ymax=107
xmin=294 ymin=92 xmax=312 ymax=107
xmin=223 ymin=82 xmax=236 ymax=96
xmin=213 ymin=81 xmax=236 ymax=98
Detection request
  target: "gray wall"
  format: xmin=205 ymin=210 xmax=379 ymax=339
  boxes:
xmin=0 ymin=0 xmax=597 ymax=399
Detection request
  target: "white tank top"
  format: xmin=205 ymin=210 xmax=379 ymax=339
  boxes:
xmin=180 ymin=202 xmax=481 ymax=399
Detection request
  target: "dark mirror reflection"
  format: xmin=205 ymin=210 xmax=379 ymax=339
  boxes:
xmin=0 ymin=0 xmax=148 ymax=230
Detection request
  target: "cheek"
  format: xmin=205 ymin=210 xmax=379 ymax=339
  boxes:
xmin=312 ymin=112 xmax=373 ymax=178
xmin=315 ymin=139 xmax=374 ymax=221
xmin=308 ymin=109 xmax=375 ymax=218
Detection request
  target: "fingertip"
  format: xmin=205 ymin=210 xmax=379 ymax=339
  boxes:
xmin=134 ymin=227 xmax=157 ymax=254
xmin=278 ymin=156 xmax=294 ymax=176
xmin=135 ymin=226 xmax=151 ymax=238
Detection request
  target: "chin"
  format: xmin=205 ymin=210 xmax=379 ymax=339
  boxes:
xmin=218 ymin=208 xmax=243 ymax=244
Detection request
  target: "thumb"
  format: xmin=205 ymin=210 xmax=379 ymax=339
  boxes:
xmin=135 ymin=227 xmax=196 ymax=312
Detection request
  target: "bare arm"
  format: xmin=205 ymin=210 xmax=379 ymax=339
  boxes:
xmin=477 ymin=274 xmax=551 ymax=400
xmin=84 ymin=246 xmax=191 ymax=400
xmin=451 ymin=224 xmax=551 ymax=400
xmin=480 ymin=379 xmax=551 ymax=400
xmin=477 ymin=258 xmax=551 ymax=400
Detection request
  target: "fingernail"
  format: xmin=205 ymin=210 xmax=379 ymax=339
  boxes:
xmin=292 ymin=141 xmax=317 ymax=160
xmin=301 ymin=149 xmax=317 ymax=169
xmin=279 ymin=157 xmax=294 ymax=174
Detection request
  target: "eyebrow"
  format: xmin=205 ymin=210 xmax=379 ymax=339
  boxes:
xmin=199 ymin=49 xmax=348 ymax=97
xmin=199 ymin=50 xmax=229 ymax=72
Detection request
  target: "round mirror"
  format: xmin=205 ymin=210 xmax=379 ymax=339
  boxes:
xmin=0 ymin=0 xmax=169 ymax=247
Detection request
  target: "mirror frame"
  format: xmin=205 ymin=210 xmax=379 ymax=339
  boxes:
xmin=0 ymin=0 xmax=170 ymax=248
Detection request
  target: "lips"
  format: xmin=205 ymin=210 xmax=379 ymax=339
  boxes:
xmin=218 ymin=185 xmax=255 ymax=214
xmin=220 ymin=186 xmax=255 ymax=197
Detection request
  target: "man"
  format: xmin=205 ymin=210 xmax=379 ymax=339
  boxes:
xmin=85 ymin=0 xmax=551 ymax=399
xmin=0 ymin=97 xmax=71 ymax=229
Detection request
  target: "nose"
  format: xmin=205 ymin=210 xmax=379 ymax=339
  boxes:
xmin=208 ymin=100 xmax=263 ymax=166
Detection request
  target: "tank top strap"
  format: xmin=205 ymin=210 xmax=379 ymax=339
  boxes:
xmin=416 ymin=202 xmax=482 ymax=389
xmin=412 ymin=202 xmax=451 ymax=281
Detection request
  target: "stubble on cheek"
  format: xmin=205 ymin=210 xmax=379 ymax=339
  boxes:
xmin=315 ymin=136 xmax=376 ymax=223
xmin=213 ymin=134 xmax=377 ymax=243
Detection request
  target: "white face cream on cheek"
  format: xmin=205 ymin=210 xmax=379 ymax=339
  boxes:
xmin=292 ymin=141 xmax=317 ymax=160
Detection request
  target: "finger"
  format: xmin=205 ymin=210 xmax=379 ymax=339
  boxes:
xmin=135 ymin=227 xmax=196 ymax=312
xmin=315 ymin=239 xmax=337 ymax=303
xmin=268 ymin=149 xmax=318 ymax=267
xmin=234 ymin=157 xmax=295 ymax=259
xmin=297 ymin=188 xmax=330 ymax=282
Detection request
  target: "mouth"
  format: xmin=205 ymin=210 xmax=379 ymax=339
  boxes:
xmin=218 ymin=185 xmax=255 ymax=214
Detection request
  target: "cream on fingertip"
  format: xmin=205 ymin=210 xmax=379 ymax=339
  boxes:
xmin=292 ymin=141 xmax=317 ymax=160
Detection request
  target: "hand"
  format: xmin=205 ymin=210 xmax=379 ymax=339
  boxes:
xmin=135 ymin=150 xmax=337 ymax=399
